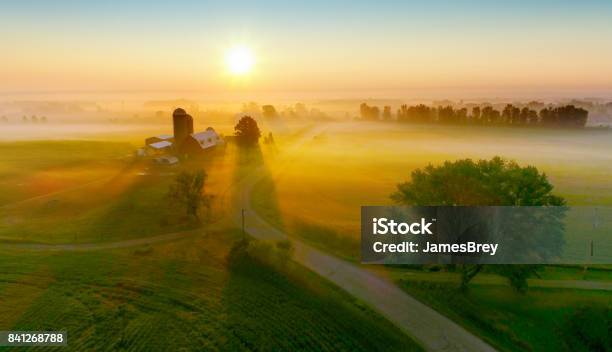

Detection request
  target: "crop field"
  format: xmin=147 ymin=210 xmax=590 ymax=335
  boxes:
xmin=0 ymin=135 xmax=245 ymax=244
xmin=0 ymin=123 xmax=424 ymax=351
xmin=0 ymin=141 xmax=133 ymax=206
xmin=251 ymin=122 xmax=612 ymax=260
xmin=0 ymin=229 xmax=420 ymax=351
xmin=248 ymin=121 xmax=612 ymax=351
xmin=0 ymin=118 xmax=312 ymax=245
xmin=1 ymin=120 xmax=610 ymax=352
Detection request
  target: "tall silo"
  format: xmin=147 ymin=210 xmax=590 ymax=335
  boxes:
xmin=173 ymin=108 xmax=194 ymax=147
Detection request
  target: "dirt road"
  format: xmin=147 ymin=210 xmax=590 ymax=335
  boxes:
xmin=231 ymin=126 xmax=496 ymax=352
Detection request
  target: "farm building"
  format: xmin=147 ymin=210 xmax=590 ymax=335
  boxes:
xmin=143 ymin=108 xmax=224 ymax=158
xmin=146 ymin=140 xmax=173 ymax=155
xmin=180 ymin=127 xmax=224 ymax=155
xmin=173 ymin=108 xmax=194 ymax=148
xmin=145 ymin=134 xmax=174 ymax=146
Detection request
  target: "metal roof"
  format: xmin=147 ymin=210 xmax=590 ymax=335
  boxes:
xmin=190 ymin=128 xmax=222 ymax=150
xmin=148 ymin=140 xmax=173 ymax=149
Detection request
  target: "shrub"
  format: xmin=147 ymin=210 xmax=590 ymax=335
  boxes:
xmin=227 ymin=237 xmax=293 ymax=272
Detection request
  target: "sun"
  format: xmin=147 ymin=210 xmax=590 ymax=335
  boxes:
xmin=225 ymin=45 xmax=255 ymax=75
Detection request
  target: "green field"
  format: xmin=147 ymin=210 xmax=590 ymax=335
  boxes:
xmin=0 ymin=141 xmax=133 ymax=206
xmin=0 ymin=140 xmax=237 ymax=244
xmin=0 ymin=229 xmax=420 ymax=351
xmin=398 ymin=280 xmax=610 ymax=352
xmin=247 ymin=121 xmax=612 ymax=351
xmin=0 ymin=136 xmax=422 ymax=351
xmin=2 ymin=121 xmax=612 ymax=351
xmin=251 ymin=122 xmax=612 ymax=258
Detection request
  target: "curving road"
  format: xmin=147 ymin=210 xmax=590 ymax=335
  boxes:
xmin=1 ymin=229 xmax=203 ymax=251
xmin=3 ymin=127 xmax=496 ymax=350
xmin=8 ymin=125 xmax=609 ymax=351
xmin=231 ymin=126 xmax=497 ymax=352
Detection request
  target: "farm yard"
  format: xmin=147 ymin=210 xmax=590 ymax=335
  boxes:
xmin=248 ymin=121 xmax=612 ymax=351
xmin=1 ymin=119 xmax=611 ymax=351
xmin=251 ymin=122 xmax=612 ymax=260
xmin=3 ymin=1 xmax=612 ymax=350
xmin=0 ymin=128 xmax=420 ymax=351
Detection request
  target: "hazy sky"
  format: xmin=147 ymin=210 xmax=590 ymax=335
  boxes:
xmin=2 ymin=0 xmax=612 ymax=98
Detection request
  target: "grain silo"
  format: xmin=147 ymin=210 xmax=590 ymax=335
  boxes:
xmin=172 ymin=108 xmax=194 ymax=147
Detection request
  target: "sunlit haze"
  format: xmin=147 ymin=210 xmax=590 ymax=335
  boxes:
xmin=1 ymin=2 xmax=612 ymax=351
xmin=1 ymin=0 xmax=612 ymax=99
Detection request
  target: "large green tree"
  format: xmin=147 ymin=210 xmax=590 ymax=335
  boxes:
xmin=234 ymin=115 xmax=262 ymax=146
xmin=391 ymin=157 xmax=566 ymax=292
xmin=168 ymin=170 xmax=211 ymax=221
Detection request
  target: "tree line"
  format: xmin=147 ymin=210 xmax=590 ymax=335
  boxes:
xmin=0 ymin=115 xmax=48 ymax=123
xmin=360 ymin=103 xmax=589 ymax=128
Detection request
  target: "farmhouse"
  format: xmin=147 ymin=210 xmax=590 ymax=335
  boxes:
xmin=180 ymin=127 xmax=224 ymax=155
xmin=142 ymin=108 xmax=224 ymax=159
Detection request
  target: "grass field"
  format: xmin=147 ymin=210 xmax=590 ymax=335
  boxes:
xmin=0 ymin=138 xmax=240 ymax=244
xmin=0 ymin=126 xmax=425 ymax=351
xmin=0 ymin=229 xmax=421 ymax=351
xmin=0 ymin=141 xmax=133 ymax=206
xmin=0 ymin=120 xmax=310 ymax=246
xmin=247 ymin=121 xmax=612 ymax=351
xmin=2 ymin=120 xmax=611 ymax=351
xmin=398 ymin=280 xmax=610 ymax=352
xmin=251 ymin=122 xmax=612 ymax=261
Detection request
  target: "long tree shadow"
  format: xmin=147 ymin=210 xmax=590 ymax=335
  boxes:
xmin=231 ymin=142 xmax=286 ymax=233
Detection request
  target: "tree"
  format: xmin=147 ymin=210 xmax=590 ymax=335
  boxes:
xmin=456 ymin=108 xmax=468 ymax=124
xmin=360 ymin=103 xmax=380 ymax=120
xmin=397 ymin=104 xmax=409 ymax=122
xmin=555 ymin=105 xmax=588 ymax=127
xmin=263 ymin=132 xmax=275 ymax=144
xmin=523 ymin=107 xmax=538 ymax=125
xmin=540 ymin=105 xmax=588 ymax=127
xmin=481 ymin=106 xmax=500 ymax=124
xmin=391 ymin=157 xmax=565 ymax=291
xmin=234 ymin=115 xmax=261 ymax=146
xmin=407 ymin=104 xmax=433 ymax=123
xmin=383 ymin=106 xmax=392 ymax=120
xmin=241 ymin=102 xmax=259 ymax=115
xmin=168 ymin=170 xmax=211 ymax=220
xmin=471 ymin=106 xmax=481 ymax=124
xmin=437 ymin=105 xmax=455 ymax=124
xmin=294 ymin=103 xmax=308 ymax=117
xmin=502 ymin=104 xmax=514 ymax=124
xmin=262 ymin=105 xmax=279 ymax=119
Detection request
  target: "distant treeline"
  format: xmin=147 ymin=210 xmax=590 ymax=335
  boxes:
xmin=360 ymin=103 xmax=589 ymax=128
xmin=0 ymin=115 xmax=48 ymax=123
